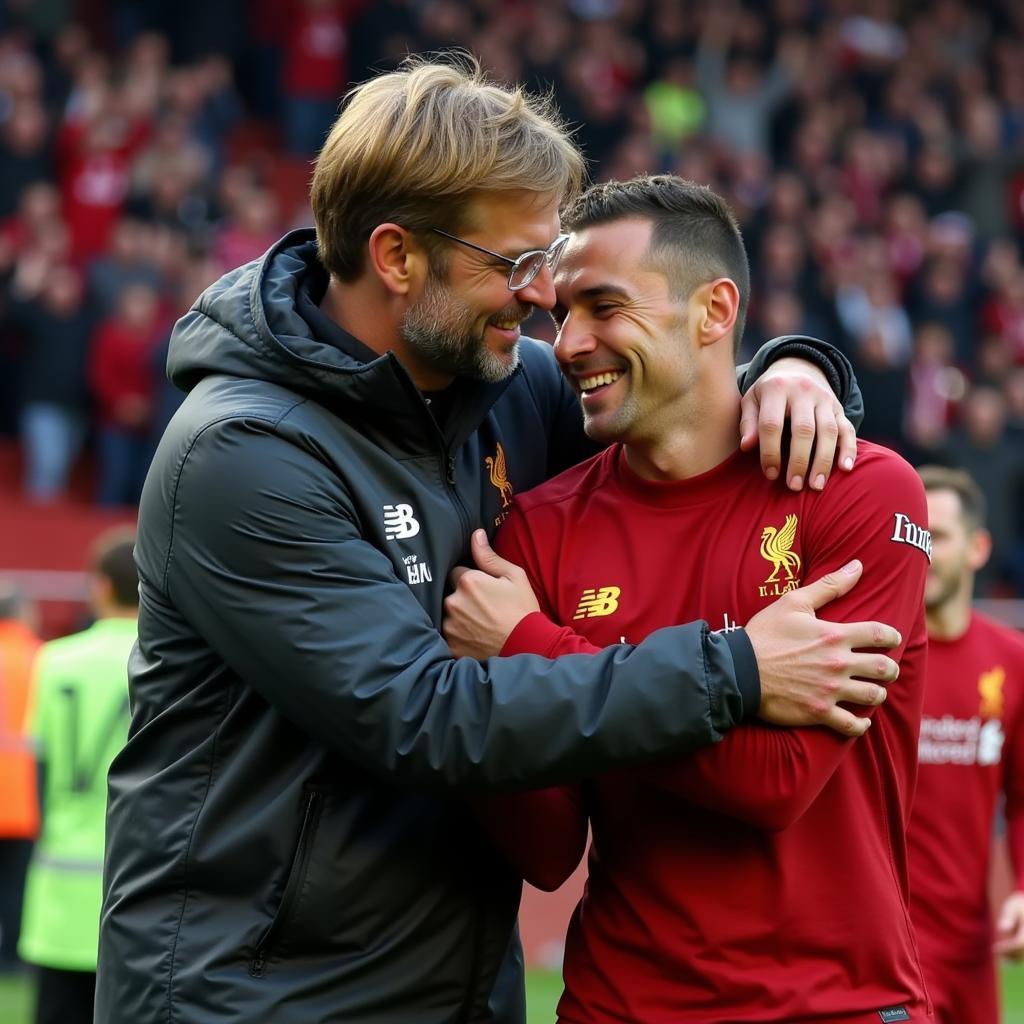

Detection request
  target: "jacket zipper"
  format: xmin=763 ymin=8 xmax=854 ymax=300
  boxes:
xmin=249 ymin=788 xmax=323 ymax=978
xmin=444 ymin=452 xmax=471 ymax=542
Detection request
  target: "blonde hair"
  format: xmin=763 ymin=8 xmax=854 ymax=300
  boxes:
xmin=310 ymin=53 xmax=586 ymax=281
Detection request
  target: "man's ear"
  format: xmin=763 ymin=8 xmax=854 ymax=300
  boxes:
xmin=695 ymin=277 xmax=739 ymax=348
xmin=967 ymin=526 xmax=992 ymax=573
xmin=367 ymin=223 xmax=430 ymax=297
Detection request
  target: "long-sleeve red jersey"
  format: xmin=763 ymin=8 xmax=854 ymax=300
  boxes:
xmin=908 ymin=612 xmax=1024 ymax=968
xmin=485 ymin=441 xmax=931 ymax=1023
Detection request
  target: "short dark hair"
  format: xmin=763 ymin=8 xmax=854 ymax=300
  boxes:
xmin=561 ymin=174 xmax=751 ymax=351
xmin=91 ymin=527 xmax=139 ymax=608
xmin=917 ymin=465 xmax=987 ymax=531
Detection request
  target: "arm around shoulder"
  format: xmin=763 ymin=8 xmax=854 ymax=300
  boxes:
xmin=152 ymin=416 xmax=749 ymax=790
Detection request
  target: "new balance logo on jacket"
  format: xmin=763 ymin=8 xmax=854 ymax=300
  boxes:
xmin=383 ymin=504 xmax=420 ymax=539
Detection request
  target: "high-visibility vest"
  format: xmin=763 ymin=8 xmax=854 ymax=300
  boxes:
xmin=0 ymin=620 xmax=41 ymax=839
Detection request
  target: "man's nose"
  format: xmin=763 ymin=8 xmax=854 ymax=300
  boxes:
xmin=553 ymin=314 xmax=597 ymax=364
xmin=517 ymin=262 xmax=556 ymax=310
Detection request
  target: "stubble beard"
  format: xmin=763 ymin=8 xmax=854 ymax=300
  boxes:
xmin=924 ymin=568 xmax=962 ymax=613
xmin=583 ymin=389 xmax=641 ymax=444
xmin=400 ymin=274 xmax=523 ymax=384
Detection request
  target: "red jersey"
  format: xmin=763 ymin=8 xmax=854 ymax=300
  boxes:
xmin=283 ymin=1 xmax=353 ymax=99
xmin=88 ymin=318 xmax=162 ymax=430
xmin=56 ymin=117 xmax=149 ymax=264
xmin=908 ymin=612 xmax=1024 ymax=966
xmin=488 ymin=441 xmax=931 ymax=1023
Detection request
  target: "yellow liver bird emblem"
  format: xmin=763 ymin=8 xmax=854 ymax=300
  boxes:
xmin=760 ymin=514 xmax=802 ymax=583
xmin=979 ymin=666 xmax=1005 ymax=718
xmin=485 ymin=442 xmax=514 ymax=508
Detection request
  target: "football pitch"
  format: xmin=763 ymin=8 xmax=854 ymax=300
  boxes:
xmin=3 ymin=969 xmax=1024 ymax=1022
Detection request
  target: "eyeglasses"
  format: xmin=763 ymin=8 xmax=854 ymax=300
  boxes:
xmin=430 ymin=228 xmax=570 ymax=291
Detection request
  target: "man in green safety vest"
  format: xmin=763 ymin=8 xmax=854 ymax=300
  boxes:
xmin=19 ymin=527 xmax=138 ymax=1024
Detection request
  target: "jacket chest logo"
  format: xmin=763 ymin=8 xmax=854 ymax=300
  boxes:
xmin=573 ymin=586 xmax=621 ymax=620
xmin=485 ymin=442 xmax=514 ymax=526
xmin=758 ymin=514 xmax=802 ymax=598
xmin=383 ymin=503 xmax=420 ymax=540
xmin=402 ymin=554 xmax=433 ymax=586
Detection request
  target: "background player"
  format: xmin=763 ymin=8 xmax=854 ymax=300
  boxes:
xmin=907 ymin=465 xmax=1024 ymax=1024
xmin=444 ymin=175 xmax=932 ymax=1022
xmin=18 ymin=529 xmax=137 ymax=1024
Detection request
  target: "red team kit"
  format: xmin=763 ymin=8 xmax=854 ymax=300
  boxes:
xmin=908 ymin=612 xmax=1024 ymax=1022
xmin=482 ymin=441 xmax=935 ymax=1023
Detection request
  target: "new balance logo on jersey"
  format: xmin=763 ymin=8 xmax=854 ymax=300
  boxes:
xmin=383 ymin=504 xmax=420 ymax=540
xmin=890 ymin=512 xmax=932 ymax=561
xmin=573 ymin=586 xmax=621 ymax=619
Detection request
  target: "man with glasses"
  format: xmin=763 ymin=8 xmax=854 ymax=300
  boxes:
xmin=98 ymin=57 xmax=897 ymax=1024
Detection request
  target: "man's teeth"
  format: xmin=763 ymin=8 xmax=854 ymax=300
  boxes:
xmin=579 ymin=371 xmax=623 ymax=392
xmin=491 ymin=319 xmax=520 ymax=330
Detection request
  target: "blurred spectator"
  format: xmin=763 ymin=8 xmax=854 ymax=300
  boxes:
xmin=908 ymin=257 xmax=977 ymax=367
xmin=55 ymin=86 xmax=152 ymax=264
xmin=975 ymin=334 xmax=1015 ymax=387
xmin=696 ymin=3 xmax=804 ymax=161
xmin=212 ymin=185 xmax=280 ymax=272
xmin=836 ymin=268 xmax=914 ymax=368
xmin=883 ymin=192 xmax=928 ymax=286
xmin=0 ymin=582 xmax=40 ymax=975
xmin=18 ymin=528 xmax=137 ymax=1024
xmin=281 ymin=0 xmax=355 ymax=156
xmin=980 ymin=268 xmax=1024 ymax=364
xmin=88 ymin=282 xmax=164 ymax=506
xmin=163 ymin=55 xmax=241 ymax=176
xmin=0 ymin=181 xmax=64 ymax=257
xmin=87 ymin=216 xmax=162 ymax=315
xmin=957 ymin=92 xmax=1019 ymax=242
xmin=942 ymin=385 xmax=1024 ymax=593
xmin=0 ymin=100 xmax=53 ymax=219
xmin=904 ymin=321 xmax=965 ymax=457
xmin=7 ymin=259 xmax=92 ymax=502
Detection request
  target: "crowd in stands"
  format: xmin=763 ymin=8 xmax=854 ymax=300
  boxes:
xmin=0 ymin=0 xmax=1023 ymax=594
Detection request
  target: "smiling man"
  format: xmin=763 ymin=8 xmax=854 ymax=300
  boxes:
xmin=98 ymin=60 xmax=899 ymax=1024
xmin=444 ymin=175 xmax=933 ymax=1022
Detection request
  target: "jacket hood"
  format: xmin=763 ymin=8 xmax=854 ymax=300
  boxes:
xmin=167 ymin=229 xmax=436 ymax=422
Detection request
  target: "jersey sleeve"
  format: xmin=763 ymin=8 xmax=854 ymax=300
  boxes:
xmin=633 ymin=448 xmax=929 ymax=829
